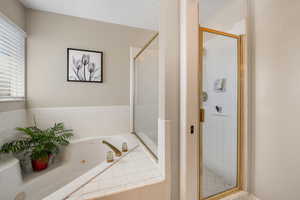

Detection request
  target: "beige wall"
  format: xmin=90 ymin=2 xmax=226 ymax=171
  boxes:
xmin=250 ymin=0 xmax=300 ymax=199
xmin=0 ymin=0 xmax=26 ymax=30
xmin=160 ymin=0 xmax=179 ymax=199
xmin=0 ymin=0 xmax=26 ymax=112
xmin=199 ymin=0 xmax=245 ymax=32
xmin=26 ymin=9 xmax=154 ymax=108
xmin=97 ymin=182 xmax=168 ymax=200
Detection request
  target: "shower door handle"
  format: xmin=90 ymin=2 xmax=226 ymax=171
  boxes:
xmin=200 ymin=108 xmax=205 ymax=122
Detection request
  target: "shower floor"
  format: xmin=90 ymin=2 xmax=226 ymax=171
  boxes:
xmin=203 ymin=167 xmax=235 ymax=198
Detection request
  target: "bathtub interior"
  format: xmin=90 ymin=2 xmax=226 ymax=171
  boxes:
xmin=1 ymin=135 xmax=138 ymax=200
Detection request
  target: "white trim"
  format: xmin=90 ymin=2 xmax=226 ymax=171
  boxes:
xmin=0 ymin=98 xmax=25 ymax=103
xmin=28 ymin=105 xmax=129 ymax=112
xmin=129 ymin=47 xmax=135 ymax=133
xmin=0 ymin=108 xmax=26 ymax=114
xmin=180 ymin=0 xmax=200 ymax=199
xmin=247 ymin=0 xmax=254 ymax=193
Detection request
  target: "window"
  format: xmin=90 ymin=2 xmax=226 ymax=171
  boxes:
xmin=0 ymin=14 xmax=26 ymax=101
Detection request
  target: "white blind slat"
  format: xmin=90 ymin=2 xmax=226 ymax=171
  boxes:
xmin=0 ymin=15 xmax=25 ymax=99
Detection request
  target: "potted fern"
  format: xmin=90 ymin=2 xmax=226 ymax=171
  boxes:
xmin=0 ymin=123 xmax=73 ymax=172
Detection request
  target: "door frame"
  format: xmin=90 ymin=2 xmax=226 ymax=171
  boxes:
xmin=199 ymin=26 xmax=245 ymax=200
xmin=179 ymin=0 xmax=201 ymax=199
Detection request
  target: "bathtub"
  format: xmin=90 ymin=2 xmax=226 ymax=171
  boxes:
xmin=12 ymin=135 xmax=138 ymax=200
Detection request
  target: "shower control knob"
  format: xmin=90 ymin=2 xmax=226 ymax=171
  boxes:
xmin=122 ymin=142 xmax=128 ymax=152
xmin=106 ymin=151 xmax=114 ymax=163
xmin=216 ymin=105 xmax=223 ymax=113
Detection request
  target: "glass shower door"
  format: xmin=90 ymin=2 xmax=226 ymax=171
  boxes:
xmin=132 ymin=34 xmax=159 ymax=157
xmin=200 ymin=27 xmax=242 ymax=199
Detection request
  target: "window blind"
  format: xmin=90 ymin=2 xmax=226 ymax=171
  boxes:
xmin=0 ymin=14 xmax=26 ymax=101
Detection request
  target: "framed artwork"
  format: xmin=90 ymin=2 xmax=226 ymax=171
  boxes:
xmin=67 ymin=48 xmax=103 ymax=83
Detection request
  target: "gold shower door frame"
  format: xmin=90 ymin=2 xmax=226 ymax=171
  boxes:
xmin=199 ymin=27 xmax=245 ymax=200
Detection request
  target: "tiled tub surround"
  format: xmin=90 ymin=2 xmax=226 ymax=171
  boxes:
xmin=0 ymin=109 xmax=27 ymax=200
xmin=0 ymin=135 xmax=139 ymax=200
xmin=45 ymin=135 xmax=139 ymax=200
xmin=67 ymin=145 xmax=163 ymax=200
xmin=0 ymin=109 xmax=27 ymax=147
xmin=0 ymin=106 xmax=130 ymax=147
xmin=27 ymin=106 xmax=130 ymax=139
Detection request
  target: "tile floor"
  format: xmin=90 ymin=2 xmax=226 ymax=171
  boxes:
xmin=67 ymin=145 xmax=164 ymax=200
xmin=203 ymin=167 xmax=235 ymax=198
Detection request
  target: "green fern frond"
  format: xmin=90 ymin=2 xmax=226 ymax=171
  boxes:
xmin=0 ymin=122 xmax=73 ymax=160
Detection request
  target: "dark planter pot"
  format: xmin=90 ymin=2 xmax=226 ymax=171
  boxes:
xmin=31 ymin=154 xmax=51 ymax=172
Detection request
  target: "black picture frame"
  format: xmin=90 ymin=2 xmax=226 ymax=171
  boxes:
xmin=67 ymin=48 xmax=103 ymax=83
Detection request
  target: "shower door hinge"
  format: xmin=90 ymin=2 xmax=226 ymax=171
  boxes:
xmin=200 ymin=108 xmax=205 ymax=123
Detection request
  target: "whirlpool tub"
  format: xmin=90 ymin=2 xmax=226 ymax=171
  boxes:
xmin=3 ymin=135 xmax=138 ymax=200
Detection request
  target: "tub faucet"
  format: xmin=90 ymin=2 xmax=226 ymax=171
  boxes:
xmin=102 ymin=140 xmax=122 ymax=157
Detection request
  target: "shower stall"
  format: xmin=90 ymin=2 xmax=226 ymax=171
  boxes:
xmin=130 ymin=27 xmax=244 ymax=200
xmin=199 ymin=27 xmax=244 ymax=200
xmin=130 ymin=33 xmax=159 ymax=158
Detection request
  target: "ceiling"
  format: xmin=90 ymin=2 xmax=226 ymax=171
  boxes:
xmin=199 ymin=0 xmax=239 ymax=23
xmin=19 ymin=0 xmax=159 ymax=30
xmin=200 ymin=0 xmax=223 ymax=22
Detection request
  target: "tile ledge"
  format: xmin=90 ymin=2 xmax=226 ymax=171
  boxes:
xmin=85 ymin=176 xmax=165 ymax=200
xmin=219 ymin=191 xmax=260 ymax=200
xmin=69 ymin=144 xmax=164 ymax=200
xmin=219 ymin=191 xmax=249 ymax=200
